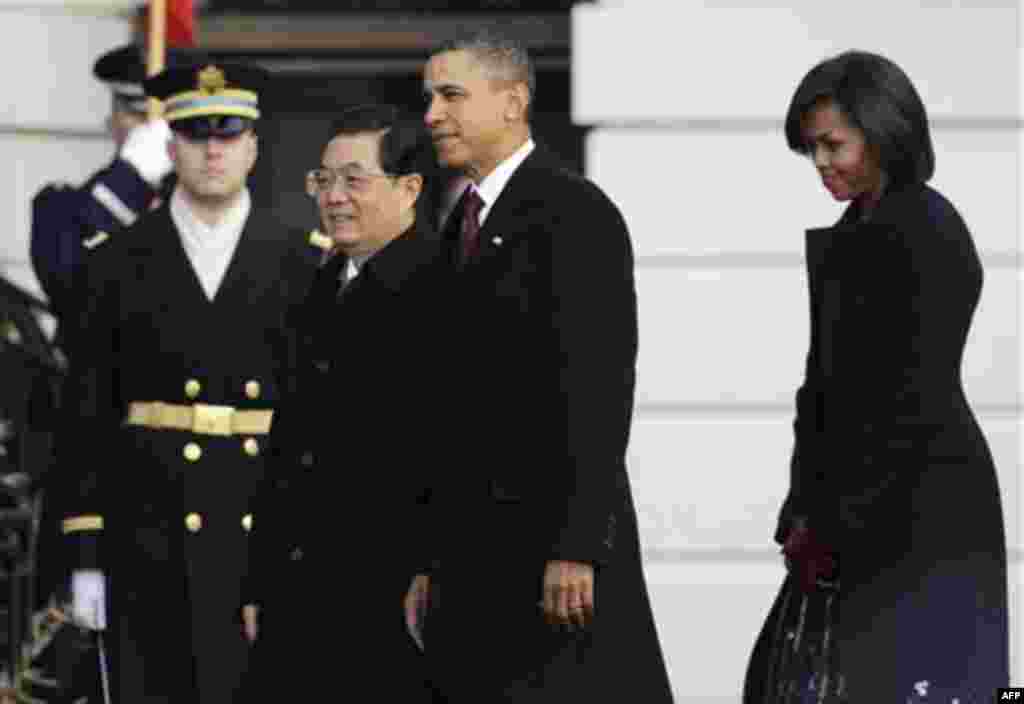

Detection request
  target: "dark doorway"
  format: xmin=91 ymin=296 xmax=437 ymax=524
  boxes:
xmin=195 ymin=9 xmax=585 ymax=231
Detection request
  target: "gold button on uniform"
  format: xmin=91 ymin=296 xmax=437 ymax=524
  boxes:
xmin=184 ymin=379 xmax=201 ymax=399
xmin=185 ymin=513 xmax=202 ymax=533
xmin=243 ymin=438 xmax=259 ymax=457
xmin=245 ymin=380 xmax=261 ymax=399
xmin=183 ymin=442 xmax=202 ymax=462
xmin=241 ymin=514 xmax=253 ymax=532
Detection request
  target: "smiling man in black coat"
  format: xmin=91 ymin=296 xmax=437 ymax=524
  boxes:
xmin=241 ymin=104 xmax=447 ymax=702
xmin=408 ymin=33 xmax=673 ymax=703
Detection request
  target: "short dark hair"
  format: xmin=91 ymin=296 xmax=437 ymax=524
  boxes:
xmin=784 ymin=50 xmax=935 ymax=186
xmin=431 ymin=32 xmax=535 ymax=121
xmin=328 ymin=104 xmax=441 ymax=228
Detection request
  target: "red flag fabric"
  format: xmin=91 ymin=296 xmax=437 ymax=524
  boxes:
xmin=140 ymin=0 xmax=195 ymax=48
xmin=165 ymin=0 xmax=195 ymax=47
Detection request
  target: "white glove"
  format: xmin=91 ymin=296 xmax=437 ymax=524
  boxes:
xmin=71 ymin=569 xmax=107 ymax=630
xmin=119 ymin=119 xmax=173 ymax=187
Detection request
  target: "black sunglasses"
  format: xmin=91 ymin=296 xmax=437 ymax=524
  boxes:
xmin=171 ymin=115 xmax=254 ymax=141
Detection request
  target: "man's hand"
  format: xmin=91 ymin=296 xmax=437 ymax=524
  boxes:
xmin=542 ymin=560 xmax=595 ymax=629
xmin=404 ymin=574 xmax=430 ymax=651
xmin=241 ymin=604 xmax=259 ymax=643
xmin=71 ymin=569 xmax=106 ymax=631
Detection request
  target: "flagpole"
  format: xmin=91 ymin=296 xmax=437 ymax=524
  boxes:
xmin=147 ymin=0 xmax=166 ymax=120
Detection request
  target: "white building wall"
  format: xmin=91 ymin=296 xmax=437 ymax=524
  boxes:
xmin=0 ymin=2 xmax=133 ymax=299
xmin=573 ymin=2 xmax=1020 ymax=701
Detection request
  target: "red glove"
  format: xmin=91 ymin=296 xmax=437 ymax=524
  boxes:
xmin=782 ymin=521 xmax=837 ymax=592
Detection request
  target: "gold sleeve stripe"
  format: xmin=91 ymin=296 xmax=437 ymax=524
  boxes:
xmin=62 ymin=515 xmax=104 ymax=534
xmin=83 ymin=231 xmax=110 ymax=249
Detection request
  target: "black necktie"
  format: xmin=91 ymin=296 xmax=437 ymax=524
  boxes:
xmin=459 ymin=188 xmax=484 ymax=266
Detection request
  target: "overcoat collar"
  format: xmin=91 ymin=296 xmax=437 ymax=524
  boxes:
xmin=319 ymin=217 xmax=437 ymax=297
xmin=443 ymin=143 xmax=566 ymax=259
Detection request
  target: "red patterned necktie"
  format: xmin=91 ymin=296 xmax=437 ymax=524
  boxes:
xmin=459 ymin=187 xmax=485 ymax=265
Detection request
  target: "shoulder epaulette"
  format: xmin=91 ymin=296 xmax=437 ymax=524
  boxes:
xmin=83 ymin=231 xmax=111 ymax=250
xmin=308 ymin=229 xmax=333 ymax=252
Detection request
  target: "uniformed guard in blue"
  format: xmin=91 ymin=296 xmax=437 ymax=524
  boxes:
xmin=28 ymin=44 xmax=194 ymax=354
xmin=53 ymin=61 xmax=321 ymax=704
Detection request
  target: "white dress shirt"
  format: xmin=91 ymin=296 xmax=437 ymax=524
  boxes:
xmin=169 ymin=186 xmax=251 ymax=301
xmin=473 ymin=137 xmax=535 ymax=226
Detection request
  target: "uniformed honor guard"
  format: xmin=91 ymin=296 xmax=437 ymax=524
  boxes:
xmin=51 ymin=61 xmax=320 ymax=704
xmin=29 ymin=44 xmax=193 ymax=353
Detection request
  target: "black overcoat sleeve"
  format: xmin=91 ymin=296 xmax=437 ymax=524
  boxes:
xmin=546 ymin=176 xmax=638 ymax=567
xmin=50 ymin=237 xmax=125 ymax=571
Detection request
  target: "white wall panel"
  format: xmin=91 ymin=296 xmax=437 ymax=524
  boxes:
xmin=637 ymin=268 xmax=806 ymax=405
xmin=1 ymin=8 xmax=130 ymax=130
xmin=589 ymin=128 xmax=1019 ymax=258
xmin=630 ymin=415 xmax=1019 ymax=553
xmin=2 ymin=1 xmax=138 ymax=7
xmin=644 ymin=560 xmax=785 ymax=701
xmin=636 ymin=267 xmax=1017 ymax=408
xmin=630 ymin=417 xmax=790 ymax=552
xmin=1 ymin=134 xmax=114 ymax=296
xmin=573 ymin=4 xmax=1018 ymax=123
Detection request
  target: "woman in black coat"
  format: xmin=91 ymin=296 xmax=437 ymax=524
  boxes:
xmin=744 ymin=51 xmax=1009 ymax=703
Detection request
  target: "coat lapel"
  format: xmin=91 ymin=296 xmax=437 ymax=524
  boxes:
xmin=149 ymin=207 xmax=212 ymax=312
xmin=440 ymin=146 xmax=557 ymax=276
xmin=210 ymin=210 xmax=287 ymax=312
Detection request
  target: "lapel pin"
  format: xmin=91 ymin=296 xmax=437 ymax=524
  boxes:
xmin=492 ymin=236 xmax=503 ymax=246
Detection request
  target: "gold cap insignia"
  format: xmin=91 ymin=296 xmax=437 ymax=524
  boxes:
xmin=198 ymin=65 xmax=227 ymax=95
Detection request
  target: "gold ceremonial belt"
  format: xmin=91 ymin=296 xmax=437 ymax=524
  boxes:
xmin=126 ymin=402 xmax=273 ymax=436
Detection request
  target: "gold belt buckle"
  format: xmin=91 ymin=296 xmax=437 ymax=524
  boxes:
xmin=191 ymin=404 xmax=235 ymax=436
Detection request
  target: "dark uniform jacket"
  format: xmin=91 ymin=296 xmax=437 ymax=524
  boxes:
xmin=746 ymin=182 xmax=1008 ymax=702
xmin=428 ymin=145 xmax=673 ymax=703
xmin=30 ymin=157 xmax=165 ymax=345
xmin=241 ymin=219 xmax=447 ymax=702
xmin=53 ymin=202 xmax=319 ymax=704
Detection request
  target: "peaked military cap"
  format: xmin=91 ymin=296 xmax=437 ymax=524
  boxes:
xmin=93 ymin=44 xmax=198 ymax=114
xmin=144 ymin=63 xmax=269 ymax=123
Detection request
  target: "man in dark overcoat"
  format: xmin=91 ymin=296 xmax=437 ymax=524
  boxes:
xmin=52 ymin=62 xmax=319 ymax=704
xmin=240 ymin=104 xmax=446 ymax=701
xmin=408 ymin=33 xmax=674 ymax=702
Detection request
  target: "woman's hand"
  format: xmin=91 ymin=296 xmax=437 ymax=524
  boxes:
xmin=782 ymin=521 xmax=837 ymax=591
